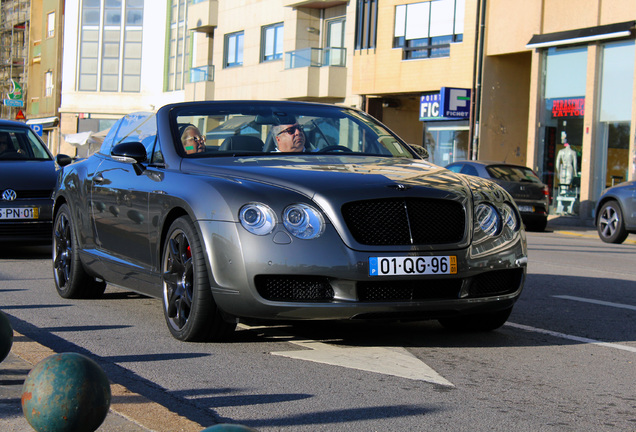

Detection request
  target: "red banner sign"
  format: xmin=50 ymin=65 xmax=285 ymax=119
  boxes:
xmin=552 ymin=98 xmax=585 ymax=118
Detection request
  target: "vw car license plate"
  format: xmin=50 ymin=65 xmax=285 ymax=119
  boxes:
xmin=0 ymin=207 xmax=39 ymax=219
xmin=369 ymin=256 xmax=457 ymax=276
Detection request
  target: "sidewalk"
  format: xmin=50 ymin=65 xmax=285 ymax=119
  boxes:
xmin=1 ymin=332 xmax=208 ymax=432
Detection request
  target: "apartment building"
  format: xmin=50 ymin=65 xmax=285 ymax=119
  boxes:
xmin=25 ymin=0 xmax=63 ymax=153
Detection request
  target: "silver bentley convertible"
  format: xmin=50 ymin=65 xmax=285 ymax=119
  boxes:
xmin=53 ymin=101 xmax=528 ymax=341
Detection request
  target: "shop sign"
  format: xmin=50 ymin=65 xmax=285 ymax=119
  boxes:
xmin=420 ymin=93 xmax=441 ymax=120
xmin=440 ymin=87 xmax=471 ymax=119
xmin=551 ymin=97 xmax=585 ymax=118
xmin=420 ymin=87 xmax=472 ymax=121
xmin=3 ymin=99 xmax=23 ymax=107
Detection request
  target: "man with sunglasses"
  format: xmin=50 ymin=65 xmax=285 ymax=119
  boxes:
xmin=272 ymin=123 xmax=306 ymax=152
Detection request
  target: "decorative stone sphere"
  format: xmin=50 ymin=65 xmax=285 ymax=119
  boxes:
xmin=21 ymin=352 xmax=111 ymax=432
xmin=0 ymin=310 xmax=13 ymax=363
xmin=201 ymin=424 xmax=260 ymax=431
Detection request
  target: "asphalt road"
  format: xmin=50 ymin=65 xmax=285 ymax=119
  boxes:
xmin=1 ymin=228 xmax=635 ymax=431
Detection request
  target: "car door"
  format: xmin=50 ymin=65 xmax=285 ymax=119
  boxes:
xmin=91 ymin=156 xmax=152 ymax=275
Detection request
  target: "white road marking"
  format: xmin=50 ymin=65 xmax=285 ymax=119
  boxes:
xmin=272 ymin=339 xmax=455 ymax=387
xmin=239 ymin=324 xmax=454 ymax=387
xmin=553 ymin=295 xmax=636 ymax=311
xmin=506 ymin=322 xmax=636 ymax=354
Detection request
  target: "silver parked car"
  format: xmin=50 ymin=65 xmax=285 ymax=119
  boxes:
xmin=53 ymin=101 xmax=528 ymax=341
xmin=595 ymin=180 xmax=636 ymax=244
xmin=445 ymin=160 xmax=550 ymax=232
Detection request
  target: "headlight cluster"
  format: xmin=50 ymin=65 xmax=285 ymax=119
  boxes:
xmin=474 ymin=202 xmax=520 ymax=237
xmin=239 ymin=203 xmax=325 ymax=239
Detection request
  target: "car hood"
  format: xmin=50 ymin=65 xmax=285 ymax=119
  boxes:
xmin=0 ymin=160 xmax=57 ymax=191
xmin=182 ymin=155 xmax=473 ymax=200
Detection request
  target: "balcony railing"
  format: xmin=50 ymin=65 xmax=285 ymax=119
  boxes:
xmin=189 ymin=65 xmax=214 ymax=83
xmin=285 ymin=47 xmax=346 ymax=69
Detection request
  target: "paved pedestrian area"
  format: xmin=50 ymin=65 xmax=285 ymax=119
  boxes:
xmin=1 ymin=332 xmax=207 ymax=432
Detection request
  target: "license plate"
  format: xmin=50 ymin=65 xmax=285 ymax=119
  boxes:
xmin=518 ymin=205 xmax=534 ymax=212
xmin=0 ymin=207 xmax=39 ymax=219
xmin=369 ymin=256 xmax=457 ymax=276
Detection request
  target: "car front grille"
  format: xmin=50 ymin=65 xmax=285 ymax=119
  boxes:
xmin=467 ymin=268 xmax=524 ymax=298
xmin=341 ymin=198 xmax=465 ymax=246
xmin=255 ymin=276 xmax=334 ymax=302
xmin=254 ymin=269 xmax=523 ymax=303
xmin=358 ymin=279 xmax=463 ymax=301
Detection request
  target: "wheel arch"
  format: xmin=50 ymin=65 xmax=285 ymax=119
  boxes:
xmin=595 ymin=196 xmax=624 ymax=226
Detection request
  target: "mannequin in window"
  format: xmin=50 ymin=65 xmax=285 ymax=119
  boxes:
xmin=556 ymin=142 xmax=577 ymax=190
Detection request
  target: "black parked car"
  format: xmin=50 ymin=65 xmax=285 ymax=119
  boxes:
xmin=595 ymin=180 xmax=636 ymax=244
xmin=446 ymin=160 xmax=550 ymax=231
xmin=53 ymin=101 xmax=528 ymax=341
xmin=0 ymin=120 xmax=59 ymax=244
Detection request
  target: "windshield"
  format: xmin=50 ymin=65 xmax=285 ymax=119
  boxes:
xmin=0 ymin=127 xmax=52 ymax=161
xmin=486 ymin=165 xmax=543 ymax=184
xmin=169 ymin=102 xmax=417 ymax=158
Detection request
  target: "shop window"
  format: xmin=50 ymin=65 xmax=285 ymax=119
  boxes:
xmin=539 ymin=46 xmax=587 ymax=216
xmin=594 ymin=40 xmax=634 ymax=198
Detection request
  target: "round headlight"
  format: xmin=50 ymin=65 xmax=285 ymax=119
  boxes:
xmin=239 ymin=203 xmax=276 ymax=235
xmin=502 ymin=203 xmax=520 ymax=231
xmin=283 ymin=204 xmax=325 ymax=239
xmin=475 ymin=203 xmax=501 ymax=237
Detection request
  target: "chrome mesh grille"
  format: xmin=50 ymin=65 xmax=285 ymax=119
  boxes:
xmin=342 ymin=198 xmax=465 ymax=245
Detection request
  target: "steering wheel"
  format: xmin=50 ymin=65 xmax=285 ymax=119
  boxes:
xmin=316 ymin=145 xmax=353 ymax=153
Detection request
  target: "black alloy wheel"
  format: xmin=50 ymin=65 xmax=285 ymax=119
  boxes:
xmin=161 ymin=216 xmax=236 ymax=341
xmin=52 ymin=204 xmax=106 ymax=299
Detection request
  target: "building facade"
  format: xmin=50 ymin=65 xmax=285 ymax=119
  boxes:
xmin=25 ymin=0 xmax=63 ymax=152
xmin=5 ymin=0 xmax=636 ymax=226
xmin=483 ymin=0 xmax=636 ymax=222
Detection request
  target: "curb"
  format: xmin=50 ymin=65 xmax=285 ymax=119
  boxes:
xmin=7 ymin=331 xmax=207 ymax=432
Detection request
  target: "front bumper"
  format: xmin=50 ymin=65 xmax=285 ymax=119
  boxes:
xmin=197 ymin=220 xmax=527 ymax=322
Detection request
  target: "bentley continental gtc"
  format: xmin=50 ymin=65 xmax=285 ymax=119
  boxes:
xmin=52 ymin=101 xmax=528 ymax=341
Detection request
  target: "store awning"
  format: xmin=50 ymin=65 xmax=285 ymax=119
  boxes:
xmin=526 ymin=21 xmax=635 ymax=49
xmin=26 ymin=116 xmax=59 ymax=128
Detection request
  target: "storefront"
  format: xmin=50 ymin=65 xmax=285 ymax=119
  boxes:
xmin=421 ymin=87 xmax=471 ymax=167
xmin=527 ymin=22 xmax=635 ymax=219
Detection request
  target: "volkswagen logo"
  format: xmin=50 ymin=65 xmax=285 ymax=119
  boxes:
xmin=2 ymin=189 xmax=17 ymax=201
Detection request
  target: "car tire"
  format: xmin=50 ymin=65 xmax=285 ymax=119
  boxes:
xmin=52 ymin=204 xmax=107 ymax=299
xmin=597 ymin=200 xmax=628 ymax=244
xmin=161 ymin=216 xmax=236 ymax=342
xmin=438 ymin=307 xmax=512 ymax=332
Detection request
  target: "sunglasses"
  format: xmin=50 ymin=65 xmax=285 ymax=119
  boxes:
xmin=185 ymin=135 xmax=206 ymax=143
xmin=277 ymin=124 xmax=303 ymax=136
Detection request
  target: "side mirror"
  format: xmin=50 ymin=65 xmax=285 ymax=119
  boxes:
xmin=55 ymin=154 xmax=73 ymax=167
xmin=111 ymin=142 xmax=147 ymax=175
xmin=111 ymin=142 xmax=147 ymax=164
xmin=409 ymin=144 xmax=429 ymax=160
